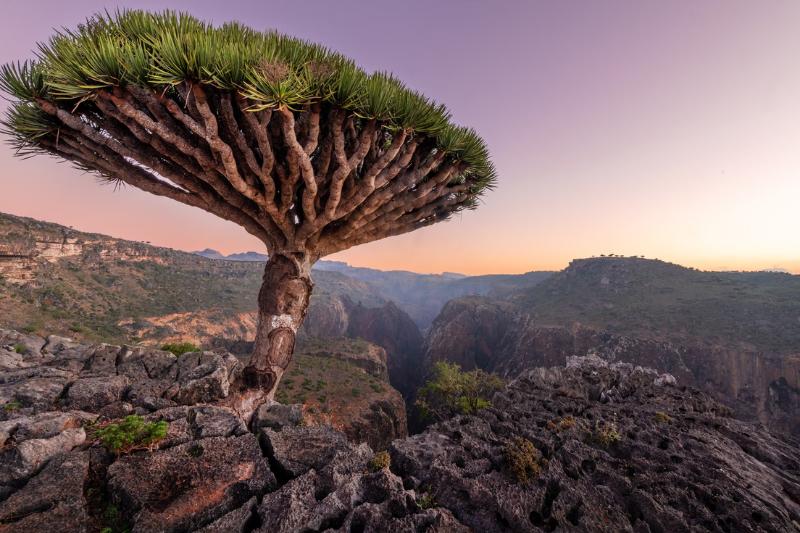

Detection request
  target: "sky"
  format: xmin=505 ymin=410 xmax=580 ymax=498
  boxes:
xmin=1 ymin=1 xmax=798 ymax=275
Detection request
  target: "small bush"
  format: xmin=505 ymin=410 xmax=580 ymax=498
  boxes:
xmin=504 ymin=437 xmax=542 ymax=483
xmin=161 ymin=342 xmax=200 ymax=356
xmin=368 ymin=451 xmax=391 ymax=472
xmin=416 ymin=493 xmax=436 ymax=510
xmin=13 ymin=343 xmax=26 ymax=354
xmin=186 ymin=444 xmax=204 ymax=458
xmin=350 ymin=387 xmax=361 ymax=397
xmin=594 ymin=422 xmax=622 ymax=447
xmin=654 ymin=411 xmax=672 ymax=424
xmin=3 ymin=400 xmax=22 ymax=412
xmin=93 ymin=415 xmax=168 ymax=455
xmin=370 ymin=382 xmax=385 ymax=393
xmin=415 ymin=362 xmax=504 ymax=423
xmin=547 ymin=416 xmax=576 ymax=432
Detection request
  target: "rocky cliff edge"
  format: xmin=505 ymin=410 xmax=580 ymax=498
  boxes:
xmin=0 ymin=330 xmax=798 ymax=532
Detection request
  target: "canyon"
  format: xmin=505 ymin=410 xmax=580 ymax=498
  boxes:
xmin=1 ymin=210 xmax=799 ymax=441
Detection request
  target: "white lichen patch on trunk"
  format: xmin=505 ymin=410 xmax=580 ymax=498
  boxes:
xmin=270 ymin=314 xmax=297 ymax=332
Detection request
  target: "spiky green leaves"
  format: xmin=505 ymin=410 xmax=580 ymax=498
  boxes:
xmin=0 ymin=9 xmax=495 ymax=193
xmin=0 ymin=61 xmax=46 ymax=100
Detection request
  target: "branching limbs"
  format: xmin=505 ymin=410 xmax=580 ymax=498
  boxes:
xmin=28 ymin=84 xmax=479 ymax=258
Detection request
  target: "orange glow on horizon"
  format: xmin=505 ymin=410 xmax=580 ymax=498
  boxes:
xmin=0 ymin=2 xmax=798 ymax=277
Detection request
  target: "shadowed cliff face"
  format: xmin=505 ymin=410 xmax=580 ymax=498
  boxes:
xmin=342 ymin=297 xmax=425 ymax=398
xmin=426 ymin=295 xmax=800 ymax=436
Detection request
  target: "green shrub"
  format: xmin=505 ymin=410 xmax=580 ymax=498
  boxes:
xmin=93 ymin=415 xmax=168 ymax=455
xmin=654 ymin=411 xmax=672 ymax=424
xmin=504 ymin=437 xmax=542 ymax=483
xmin=13 ymin=343 xmax=26 ymax=354
xmin=370 ymin=382 xmax=385 ymax=393
xmin=350 ymin=387 xmax=361 ymax=397
xmin=416 ymin=492 xmax=436 ymax=510
xmin=161 ymin=342 xmax=200 ymax=356
xmin=368 ymin=451 xmax=391 ymax=472
xmin=415 ymin=362 xmax=504 ymax=422
xmin=3 ymin=400 xmax=22 ymax=412
xmin=594 ymin=421 xmax=622 ymax=447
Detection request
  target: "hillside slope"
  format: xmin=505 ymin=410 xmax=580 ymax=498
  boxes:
xmin=0 ymin=211 xmax=384 ymax=343
xmin=516 ymin=257 xmax=800 ymax=352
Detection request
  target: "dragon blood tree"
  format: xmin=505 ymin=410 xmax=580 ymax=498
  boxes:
xmin=0 ymin=11 xmax=495 ymax=400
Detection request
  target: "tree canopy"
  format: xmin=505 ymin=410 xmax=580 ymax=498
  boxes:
xmin=0 ymin=10 xmax=495 ymax=256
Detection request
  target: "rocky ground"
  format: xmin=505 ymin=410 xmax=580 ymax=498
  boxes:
xmin=1 ymin=329 xmax=799 ymax=532
xmin=426 ymin=296 xmax=800 ymax=437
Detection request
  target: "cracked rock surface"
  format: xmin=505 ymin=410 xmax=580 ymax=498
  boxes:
xmin=0 ymin=330 xmax=798 ymax=532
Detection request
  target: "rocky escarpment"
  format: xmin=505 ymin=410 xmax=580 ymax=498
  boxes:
xmin=1 ymin=327 xmax=798 ymax=532
xmin=0 ymin=327 xmax=405 ymax=460
xmin=426 ymin=296 xmax=800 ymax=436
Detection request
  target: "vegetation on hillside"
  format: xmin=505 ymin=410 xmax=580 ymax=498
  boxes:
xmin=0 ymin=213 xmax=383 ymax=343
xmin=515 ymin=257 xmax=800 ymax=353
xmin=274 ymin=338 xmax=396 ymax=427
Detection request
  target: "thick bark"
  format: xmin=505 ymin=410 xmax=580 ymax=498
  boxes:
xmin=243 ymin=252 xmax=314 ymax=398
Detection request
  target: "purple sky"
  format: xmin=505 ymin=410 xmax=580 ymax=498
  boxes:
xmin=1 ymin=1 xmax=798 ymax=274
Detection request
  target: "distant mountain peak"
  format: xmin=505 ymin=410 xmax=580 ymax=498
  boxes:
xmin=191 ymin=249 xmax=267 ymax=261
xmin=192 ymin=248 xmax=226 ymax=259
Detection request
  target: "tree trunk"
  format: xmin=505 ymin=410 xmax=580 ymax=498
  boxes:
xmin=243 ymin=251 xmax=313 ymax=399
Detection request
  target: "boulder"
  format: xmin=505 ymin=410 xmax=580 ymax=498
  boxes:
xmin=0 ymin=329 xmax=46 ymax=358
xmin=251 ymin=401 xmax=303 ymax=431
xmin=0 ymin=451 xmax=90 ymax=532
xmin=0 ymin=376 xmax=69 ymax=411
xmin=81 ymin=343 xmax=123 ymax=375
xmin=171 ymin=352 xmax=239 ymax=405
xmin=117 ymin=346 xmax=178 ymax=380
xmin=260 ymin=425 xmax=349 ymax=478
xmin=196 ymin=496 xmax=258 ymax=533
xmin=65 ymin=375 xmax=129 ymax=411
xmin=0 ymin=427 xmax=85 ymax=487
xmin=107 ymin=434 xmax=275 ymax=532
xmin=0 ymin=410 xmax=95 ymax=447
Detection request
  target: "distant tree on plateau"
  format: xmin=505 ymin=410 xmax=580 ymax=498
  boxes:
xmin=0 ymin=11 xmax=495 ymax=403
